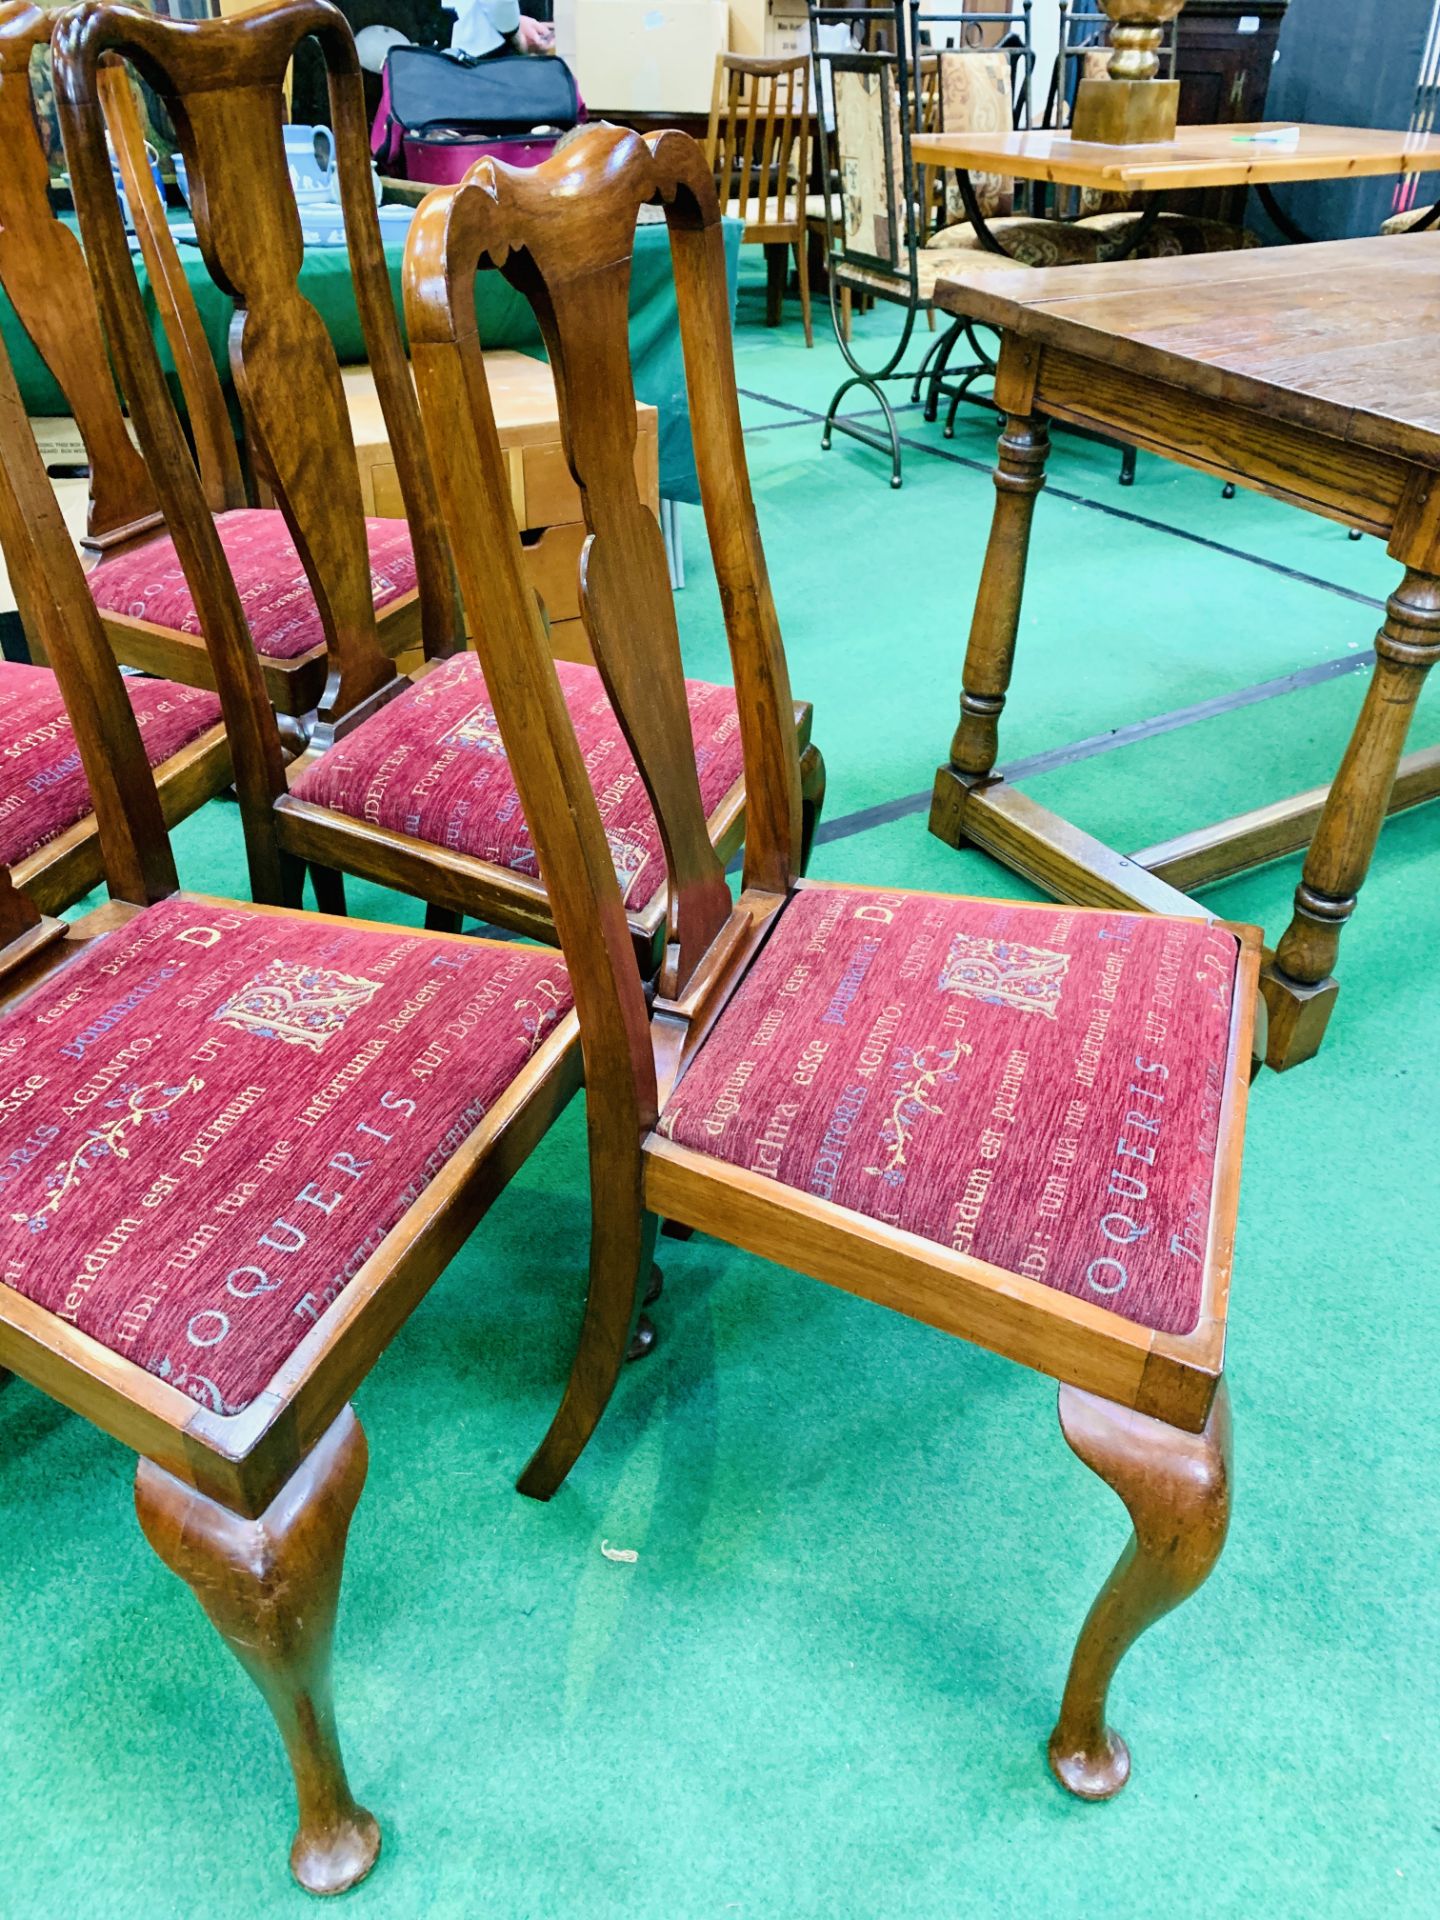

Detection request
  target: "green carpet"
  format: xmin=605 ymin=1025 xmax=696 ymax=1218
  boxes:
xmin=3 ymin=260 xmax=1437 ymax=1920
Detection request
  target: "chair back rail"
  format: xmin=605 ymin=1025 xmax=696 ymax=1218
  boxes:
xmin=0 ymin=308 xmax=177 ymax=908
xmin=706 ymin=52 xmax=810 ymax=231
xmin=0 ymin=1 xmax=162 ymax=551
xmin=56 ymin=0 xmax=458 ymax=727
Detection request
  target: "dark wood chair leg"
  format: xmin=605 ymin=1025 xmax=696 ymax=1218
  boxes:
xmin=793 ymin=236 xmax=813 ymax=347
xmin=1048 ymin=1381 xmax=1232 ymax=1801
xmin=134 ymin=1407 xmax=380 ymax=1896
xmin=799 ymin=740 xmax=827 ymax=873
xmin=516 ymin=1210 xmax=659 ymax=1502
xmin=308 ymin=863 xmax=347 ymax=917
xmin=764 ymin=243 xmax=787 ymax=326
xmin=1262 ymin=569 xmax=1440 ymax=1070
xmin=930 ymin=413 xmax=1051 ymax=847
xmin=424 ymin=903 xmax=464 ymax=934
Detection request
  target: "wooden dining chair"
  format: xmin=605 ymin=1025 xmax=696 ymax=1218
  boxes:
xmin=57 ymin=0 xmax=825 ymax=975
xmin=706 ymin=52 xmax=813 ymax=345
xmin=0 ymin=0 xmax=457 ymax=728
xmin=0 ymin=214 xmax=582 ymax=1893
xmin=404 ymin=123 xmax=1264 ymax=1800
xmin=0 ymin=5 xmax=231 ymax=911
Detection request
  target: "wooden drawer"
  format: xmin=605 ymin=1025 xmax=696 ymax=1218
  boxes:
xmin=546 ymin=617 xmax=594 ymax=666
xmin=521 ymin=520 xmax=585 ymax=625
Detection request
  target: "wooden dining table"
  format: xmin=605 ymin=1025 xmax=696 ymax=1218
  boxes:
xmin=926 ymin=230 xmax=1440 ymax=1072
xmin=911 ymin=122 xmax=1440 ymax=251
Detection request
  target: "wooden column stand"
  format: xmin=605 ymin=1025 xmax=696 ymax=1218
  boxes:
xmin=1072 ymin=0 xmax=1187 ymax=147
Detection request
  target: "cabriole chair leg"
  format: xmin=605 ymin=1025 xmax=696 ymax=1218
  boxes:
xmin=134 ymin=1406 xmax=380 ymax=1896
xmin=1048 ymin=1381 xmax=1232 ymax=1801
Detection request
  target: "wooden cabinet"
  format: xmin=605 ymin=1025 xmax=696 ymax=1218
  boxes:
xmin=1175 ymin=2 xmax=1289 ymax=221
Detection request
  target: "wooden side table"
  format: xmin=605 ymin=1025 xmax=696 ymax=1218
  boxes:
xmin=927 ymin=233 xmax=1440 ymax=1071
xmin=343 ymin=351 xmax=660 ymax=664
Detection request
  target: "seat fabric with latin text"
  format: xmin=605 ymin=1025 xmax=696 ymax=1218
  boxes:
xmin=657 ymin=888 xmax=1239 ymax=1335
xmin=85 ymin=508 xmax=419 ymax=660
xmin=0 ymin=661 xmax=220 ymax=867
xmin=0 ymin=897 xmax=571 ymax=1414
xmin=290 ymin=651 xmax=748 ymax=915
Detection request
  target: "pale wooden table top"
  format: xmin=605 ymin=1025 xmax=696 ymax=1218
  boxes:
xmin=911 ymin=122 xmax=1440 ymax=193
xmin=932 ymin=231 xmax=1440 ymax=470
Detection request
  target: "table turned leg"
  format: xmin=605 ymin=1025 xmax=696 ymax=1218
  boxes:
xmin=930 ymin=412 xmax=1050 ymax=847
xmin=1262 ymin=569 xmax=1440 ymax=1070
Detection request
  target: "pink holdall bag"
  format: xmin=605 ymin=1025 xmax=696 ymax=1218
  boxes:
xmin=371 ymin=43 xmax=583 ymax=184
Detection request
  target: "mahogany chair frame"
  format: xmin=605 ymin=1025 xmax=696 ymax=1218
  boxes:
xmin=0 ymin=0 xmax=458 ymax=724
xmin=0 ymin=209 xmax=581 ymax=1890
xmin=706 ymin=51 xmax=814 ymax=346
xmin=403 ymin=122 xmax=1262 ymax=1798
xmin=0 ymin=3 xmax=231 ymax=912
xmin=58 ymin=1 xmax=824 ymax=975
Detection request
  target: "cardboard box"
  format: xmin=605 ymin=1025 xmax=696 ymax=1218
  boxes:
xmin=731 ymin=1 xmax=809 ymax=60
xmin=554 ymin=0 xmax=730 ymax=115
xmin=343 ymin=353 xmax=659 ymax=666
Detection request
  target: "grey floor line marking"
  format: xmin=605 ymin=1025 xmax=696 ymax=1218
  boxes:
xmin=807 ymin=645 xmax=1379 ymax=850
xmin=733 ymin=381 xmax=1386 ymax=614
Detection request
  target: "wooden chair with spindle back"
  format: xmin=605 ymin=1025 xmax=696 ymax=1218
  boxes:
xmin=0 ymin=1 xmax=453 ymax=729
xmin=0 ymin=209 xmax=583 ymax=1891
xmin=404 ymin=121 xmax=1265 ymax=1801
xmin=706 ymin=51 xmax=813 ymax=345
xmin=0 ymin=2 xmax=231 ymax=913
xmin=58 ymin=0 xmax=825 ymax=975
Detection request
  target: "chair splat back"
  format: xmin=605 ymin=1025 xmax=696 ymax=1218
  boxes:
xmin=405 ymin=169 xmax=660 ymax=1158
xmin=55 ymin=0 xmax=458 ymax=725
xmin=53 ymin=5 xmax=295 ymax=902
xmin=0 ymin=315 xmax=177 ymax=908
xmin=453 ymin=129 xmax=802 ymax=983
xmin=0 ymin=2 xmax=161 ymax=552
xmin=446 ymin=135 xmax=747 ymax=991
xmin=98 ymin=56 xmax=247 ymax=513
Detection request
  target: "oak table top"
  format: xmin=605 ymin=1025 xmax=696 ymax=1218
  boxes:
xmin=932 ymin=231 xmax=1440 ymax=474
xmin=911 ymin=122 xmax=1440 ymax=195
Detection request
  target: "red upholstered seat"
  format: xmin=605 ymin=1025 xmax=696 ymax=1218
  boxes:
xmin=290 ymin=652 xmax=746 ymax=916
xmin=0 ymin=661 xmax=221 ymax=868
xmin=0 ymin=897 xmax=572 ymax=1413
xmin=85 ymin=509 xmax=419 ymax=661
xmin=657 ymin=888 xmax=1240 ymax=1336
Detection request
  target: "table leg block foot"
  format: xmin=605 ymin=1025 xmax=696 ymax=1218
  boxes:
xmin=1259 ymin=960 xmax=1339 ymax=1072
xmin=929 ymin=764 xmax=982 ymax=848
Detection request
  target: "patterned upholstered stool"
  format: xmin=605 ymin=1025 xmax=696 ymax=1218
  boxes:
xmin=406 ymin=123 xmax=1263 ymax=1804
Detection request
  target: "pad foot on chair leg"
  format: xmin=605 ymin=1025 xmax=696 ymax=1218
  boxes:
xmin=1258 ymin=960 xmax=1339 ymax=1072
xmin=626 ymin=1313 xmax=658 ymax=1363
xmin=1048 ymin=1725 xmax=1131 ymax=1802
